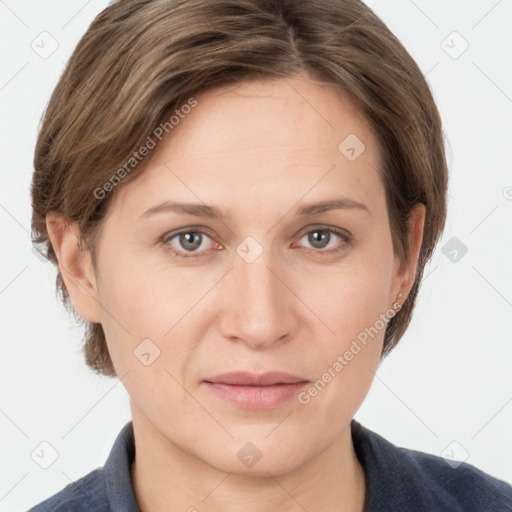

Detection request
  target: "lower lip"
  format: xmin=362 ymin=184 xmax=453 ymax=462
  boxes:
xmin=203 ymin=381 xmax=309 ymax=409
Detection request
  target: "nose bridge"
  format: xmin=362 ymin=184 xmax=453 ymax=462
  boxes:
xmin=222 ymin=235 xmax=292 ymax=347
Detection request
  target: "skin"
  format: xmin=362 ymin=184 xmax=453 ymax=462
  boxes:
xmin=47 ymin=74 xmax=425 ymax=512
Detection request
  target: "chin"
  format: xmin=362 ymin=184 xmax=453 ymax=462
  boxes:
xmin=203 ymin=442 xmax=309 ymax=478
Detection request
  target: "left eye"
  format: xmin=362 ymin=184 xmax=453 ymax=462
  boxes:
xmin=297 ymin=228 xmax=348 ymax=252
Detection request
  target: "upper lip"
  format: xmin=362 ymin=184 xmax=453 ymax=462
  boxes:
xmin=204 ymin=372 xmax=308 ymax=386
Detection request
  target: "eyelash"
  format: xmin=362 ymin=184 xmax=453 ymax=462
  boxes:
xmin=160 ymin=225 xmax=352 ymax=259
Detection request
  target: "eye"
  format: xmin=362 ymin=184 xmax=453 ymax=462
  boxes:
xmin=162 ymin=229 xmax=219 ymax=258
xmin=295 ymin=227 xmax=351 ymax=254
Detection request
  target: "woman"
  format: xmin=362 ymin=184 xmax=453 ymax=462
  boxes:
xmin=28 ymin=0 xmax=512 ymax=510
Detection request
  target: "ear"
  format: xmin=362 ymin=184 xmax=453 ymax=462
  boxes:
xmin=46 ymin=212 xmax=102 ymax=323
xmin=390 ymin=203 xmax=426 ymax=306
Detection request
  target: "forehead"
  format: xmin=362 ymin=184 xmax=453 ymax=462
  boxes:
xmin=165 ymin=76 xmax=379 ymax=161
xmin=108 ymin=76 xmax=383 ymax=219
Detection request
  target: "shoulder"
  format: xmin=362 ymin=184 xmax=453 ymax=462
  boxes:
xmin=26 ymin=468 xmax=109 ymax=512
xmin=27 ymin=421 xmax=138 ymax=512
xmin=351 ymin=420 xmax=512 ymax=511
xmin=402 ymin=446 xmax=512 ymax=509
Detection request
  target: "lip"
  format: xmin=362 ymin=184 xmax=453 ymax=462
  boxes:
xmin=204 ymin=371 xmax=307 ymax=386
xmin=203 ymin=372 xmax=309 ymax=409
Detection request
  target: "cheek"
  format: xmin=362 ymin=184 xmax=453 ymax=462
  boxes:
xmin=94 ymin=247 xmax=171 ymax=373
xmin=95 ymin=245 xmax=211 ymax=396
xmin=96 ymin=244 xmax=196 ymax=337
xmin=298 ymin=296 xmax=385 ymax=438
xmin=297 ymin=248 xmax=394 ymax=413
xmin=304 ymin=250 xmax=394 ymax=343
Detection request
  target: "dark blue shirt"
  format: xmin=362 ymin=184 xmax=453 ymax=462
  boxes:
xmin=27 ymin=419 xmax=512 ymax=511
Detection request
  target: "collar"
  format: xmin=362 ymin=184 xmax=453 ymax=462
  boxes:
xmin=103 ymin=421 xmax=141 ymax=511
xmin=350 ymin=419 xmax=439 ymax=511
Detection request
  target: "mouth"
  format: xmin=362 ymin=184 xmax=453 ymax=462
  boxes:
xmin=202 ymin=372 xmax=310 ymax=409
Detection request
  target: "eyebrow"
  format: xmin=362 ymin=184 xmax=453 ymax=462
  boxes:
xmin=138 ymin=197 xmax=369 ymax=220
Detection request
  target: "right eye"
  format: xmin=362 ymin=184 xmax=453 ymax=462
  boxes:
xmin=161 ymin=228 xmax=221 ymax=258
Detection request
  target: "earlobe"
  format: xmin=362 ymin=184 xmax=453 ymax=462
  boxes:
xmin=46 ymin=212 xmax=102 ymax=323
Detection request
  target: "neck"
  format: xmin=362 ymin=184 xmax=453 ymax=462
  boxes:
xmin=131 ymin=409 xmax=366 ymax=512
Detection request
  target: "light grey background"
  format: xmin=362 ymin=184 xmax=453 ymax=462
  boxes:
xmin=1 ymin=0 xmax=511 ymax=510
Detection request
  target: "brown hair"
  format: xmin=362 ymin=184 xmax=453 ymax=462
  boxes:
xmin=31 ymin=0 xmax=448 ymax=377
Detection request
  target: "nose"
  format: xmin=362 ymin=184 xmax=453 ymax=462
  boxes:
xmin=218 ymin=242 xmax=297 ymax=350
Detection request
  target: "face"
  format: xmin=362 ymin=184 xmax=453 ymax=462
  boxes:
xmin=52 ymin=74 xmax=424 ymax=477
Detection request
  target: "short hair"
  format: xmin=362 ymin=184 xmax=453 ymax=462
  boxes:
xmin=31 ymin=0 xmax=448 ymax=377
